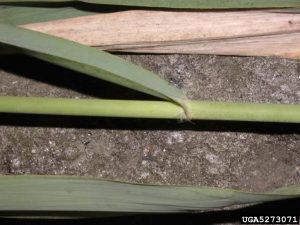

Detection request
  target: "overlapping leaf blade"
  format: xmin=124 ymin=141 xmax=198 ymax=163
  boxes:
xmin=0 ymin=23 xmax=187 ymax=107
xmin=1 ymin=2 xmax=299 ymax=27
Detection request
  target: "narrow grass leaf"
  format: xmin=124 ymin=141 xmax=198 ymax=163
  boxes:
xmin=1 ymin=0 xmax=300 ymax=9
xmin=0 ymin=176 xmax=299 ymax=217
xmin=0 ymin=24 xmax=187 ymax=108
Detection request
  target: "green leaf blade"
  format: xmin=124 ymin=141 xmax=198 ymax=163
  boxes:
xmin=0 ymin=176 xmax=299 ymax=217
xmin=0 ymin=24 xmax=186 ymax=107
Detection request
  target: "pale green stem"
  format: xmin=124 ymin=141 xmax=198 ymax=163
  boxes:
xmin=0 ymin=96 xmax=299 ymax=123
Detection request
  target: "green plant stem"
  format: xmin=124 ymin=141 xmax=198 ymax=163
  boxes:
xmin=0 ymin=96 xmax=299 ymax=123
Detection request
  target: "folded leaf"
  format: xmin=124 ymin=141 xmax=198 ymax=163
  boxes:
xmin=22 ymin=10 xmax=300 ymax=59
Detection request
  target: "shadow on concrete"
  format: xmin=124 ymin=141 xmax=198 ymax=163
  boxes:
xmin=1 ymin=114 xmax=299 ymax=134
xmin=0 ymin=55 xmax=157 ymax=100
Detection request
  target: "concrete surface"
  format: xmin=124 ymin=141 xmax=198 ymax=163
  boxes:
xmin=0 ymin=54 xmax=299 ymax=223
